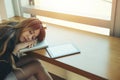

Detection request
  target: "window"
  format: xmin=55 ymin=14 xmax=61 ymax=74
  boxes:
xmin=22 ymin=0 xmax=120 ymax=36
xmin=37 ymin=16 xmax=110 ymax=35
xmin=33 ymin=0 xmax=112 ymax=35
xmin=35 ymin=0 xmax=112 ymax=20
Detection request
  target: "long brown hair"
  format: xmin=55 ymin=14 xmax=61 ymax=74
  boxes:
xmin=0 ymin=18 xmax=46 ymax=75
xmin=0 ymin=18 xmax=46 ymax=56
xmin=15 ymin=18 xmax=46 ymax=42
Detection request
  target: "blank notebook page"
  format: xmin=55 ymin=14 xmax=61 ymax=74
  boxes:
xmin=46 ymin=44 xmax=80 ymax=58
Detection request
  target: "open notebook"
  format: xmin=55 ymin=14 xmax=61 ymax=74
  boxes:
xmin=46 ymin=43 xmax=80 ymax=59
xmin=19 ymin=40 xmax=48 ymax=53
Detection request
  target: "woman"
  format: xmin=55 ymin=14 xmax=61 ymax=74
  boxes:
xmin=0 ymin=18 xmax=53 ymax=80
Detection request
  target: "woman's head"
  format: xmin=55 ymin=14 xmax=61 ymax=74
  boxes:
xmin=16 ymin=18 xmax=46 ymax=42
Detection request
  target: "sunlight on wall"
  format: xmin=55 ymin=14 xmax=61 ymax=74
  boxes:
xmin=37 ymin=16 xmax=110 ymax=36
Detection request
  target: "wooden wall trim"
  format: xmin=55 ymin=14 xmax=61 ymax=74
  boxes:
xmin=22 ymin=6 xmax=110 ymax=29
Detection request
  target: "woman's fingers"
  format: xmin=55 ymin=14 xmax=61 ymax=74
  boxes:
xmin=15 ymin=39 xmax=37 ymax=50
xmin=27 ymin=39 xmax=37 ymax=48
xmin=28 ymin=43 xmax=34 ymax=48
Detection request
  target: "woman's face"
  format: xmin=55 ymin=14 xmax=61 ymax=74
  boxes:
xmin=19 ymin=29 xmax=40 ymax=42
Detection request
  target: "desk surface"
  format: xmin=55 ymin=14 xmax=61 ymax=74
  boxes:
xmin=28 ymin=24 xmax=120 ymax=80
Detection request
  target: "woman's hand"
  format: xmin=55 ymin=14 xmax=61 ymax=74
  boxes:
xmin=13 ymin=40 xmax=37 ymax=54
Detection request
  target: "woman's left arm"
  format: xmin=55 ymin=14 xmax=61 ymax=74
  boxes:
xmin=13 ymin=40 xmax=37 ymax=54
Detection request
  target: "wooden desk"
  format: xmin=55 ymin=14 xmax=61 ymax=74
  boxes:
xmin=26 ymin=24 xmax=120 ymax=80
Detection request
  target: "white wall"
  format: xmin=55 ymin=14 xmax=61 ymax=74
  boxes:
xmin=12 ymin=0 xmax=21 ymax=16
xmin=0 ymin=0 xmax=7 ymax=19
xmin=5 ymin=0 xmax=14 ymax=18
xmin=20 ymin=0 xmax=31 ymax=18
xmin=11 ymin=0 xmax=30 ymax=17
xmin=0 ymin=0 xmax=14 ymax=19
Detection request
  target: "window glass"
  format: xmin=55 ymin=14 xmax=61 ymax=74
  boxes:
xmin=35 ymin=0 xmax=112 ymax=20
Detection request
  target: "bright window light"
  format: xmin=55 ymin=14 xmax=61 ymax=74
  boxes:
xmin=37 ymin=16 xmax=110 ymax=36
xmin=35 ymin=0 xmax=112 ymax=20
xmin=34 ymin=0 xmax=111 ymax=35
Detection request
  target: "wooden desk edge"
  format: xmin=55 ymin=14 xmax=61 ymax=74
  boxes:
xmin=26 ymin=51 xmax=108 ymax=80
